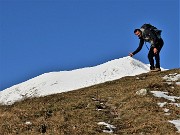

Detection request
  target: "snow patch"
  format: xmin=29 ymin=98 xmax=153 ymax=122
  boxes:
xmin=157 ymin=102 xmax=167 ymax=108
xmin=163 ymin=108 xmax=169 ymax=113
xmin=25 ymin=121 xmax=32 ymax=125
xmin=162 ymin=73 xmax=180 ymax=82
xmin=169 ymin=120 xmax=180 ymax=133
xmin=150 ymin=91 xmax=180 ymax=102
xmin=98 ymin=122 xmax=116 ymax=133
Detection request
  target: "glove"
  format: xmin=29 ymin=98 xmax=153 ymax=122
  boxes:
xmin=129 ymin=53 xmax=134 ymax=57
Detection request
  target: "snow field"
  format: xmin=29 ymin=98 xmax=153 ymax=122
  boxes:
xmin=0 ymin=56 xmax=149 ymax=105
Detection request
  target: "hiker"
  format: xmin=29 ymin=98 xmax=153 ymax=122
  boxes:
xmin=129 ymin=24 xmax=164 ymax=72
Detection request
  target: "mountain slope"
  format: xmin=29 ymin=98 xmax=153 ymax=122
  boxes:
xmin=0 ymin=69 xmax=179 ymax=135
xmin=0 ymin=56 xmax=150 ymax=105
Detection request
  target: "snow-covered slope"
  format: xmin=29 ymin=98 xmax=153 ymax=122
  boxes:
xmin=0 ymin=56 xmax=150 ymax=105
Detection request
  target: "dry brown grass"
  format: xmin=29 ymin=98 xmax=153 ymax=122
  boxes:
xmin=0 ymin=69 xmax=179 ymax=135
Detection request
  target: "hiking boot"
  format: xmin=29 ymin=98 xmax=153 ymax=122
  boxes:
xmin=150 ymin=68 xmax=161 ymax=72
xmin=155 ymin=68 xmax=161 ymax=71
xmin=150 ymin=66 xmax=155 ymax=70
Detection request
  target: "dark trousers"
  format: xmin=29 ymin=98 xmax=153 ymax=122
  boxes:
xmin=148 ymin=38 xmax=164 ymax=69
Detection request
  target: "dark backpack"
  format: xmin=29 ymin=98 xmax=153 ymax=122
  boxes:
xmin=140 ymin=24 xmax=162 ymax=39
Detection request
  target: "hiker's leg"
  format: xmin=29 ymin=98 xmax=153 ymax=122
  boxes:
xmin=155 ymin=53 xmax=160 ymax=68
xmin=148 ymin=48 xmax=155 ymax=69
xmin=155 ymin=39 xmax=164 ymax=68
xmin=157 ymin=38 xmax=164 ymax=52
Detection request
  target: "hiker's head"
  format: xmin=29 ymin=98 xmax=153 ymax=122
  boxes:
xmin=134 ymin=29 xmax=142 ymax=38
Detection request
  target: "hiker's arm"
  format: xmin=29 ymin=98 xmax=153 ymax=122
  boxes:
xmin=132 ymin=38 xmax=144 ymax=55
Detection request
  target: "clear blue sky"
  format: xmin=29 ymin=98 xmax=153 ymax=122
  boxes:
xmin=0 ymin=0 xmax=179 ymax=90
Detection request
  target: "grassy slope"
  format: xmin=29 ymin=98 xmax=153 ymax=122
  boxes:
xmin=0 ymin=69 xmax=179 ymax=135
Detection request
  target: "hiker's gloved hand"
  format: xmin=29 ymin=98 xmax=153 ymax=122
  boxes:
xmin=153 ymin=48 xmax=158 ymax=54
xmin=129 ymin=53 xmax=134 ymax=57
